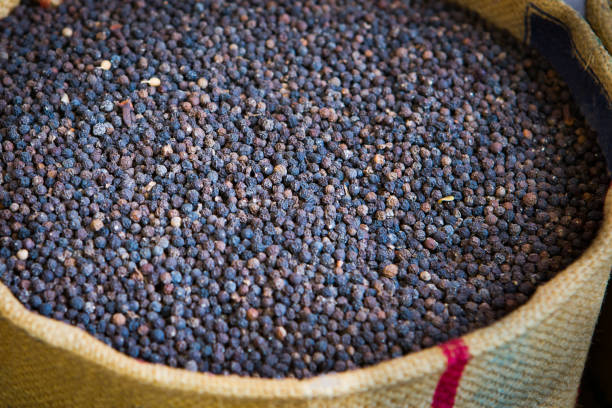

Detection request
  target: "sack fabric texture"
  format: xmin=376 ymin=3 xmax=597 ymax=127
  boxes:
xmin=586 ymin=0 xmax=612 ymax=55
xmin=1 ymin=0 xmax=612 ymax=407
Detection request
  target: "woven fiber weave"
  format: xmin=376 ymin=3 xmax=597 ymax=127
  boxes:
xmin=0 ymin=0 xmax=17 ymax=20
xmin=1 ymin=0 xmax=612 ymax=407
xmin=587 ymin=0 xmax=612 ymax=54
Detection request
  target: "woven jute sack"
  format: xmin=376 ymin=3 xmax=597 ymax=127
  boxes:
xmin=1 ymin=0 xmax=612 ymax=407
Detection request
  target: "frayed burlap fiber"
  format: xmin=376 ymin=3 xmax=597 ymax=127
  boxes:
xmin=587 ymin=0 xmax=612 ymax=54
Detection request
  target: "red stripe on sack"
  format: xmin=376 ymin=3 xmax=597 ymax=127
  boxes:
xmin=431 ymin=339 xmax=471 ymax=408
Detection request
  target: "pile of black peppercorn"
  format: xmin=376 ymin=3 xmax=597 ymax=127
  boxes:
xmin=0 ymin=0 xmax=609 ymax=378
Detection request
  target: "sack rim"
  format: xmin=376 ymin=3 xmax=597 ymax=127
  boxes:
xmin=1 ymin=191 xmax=610 ymax=400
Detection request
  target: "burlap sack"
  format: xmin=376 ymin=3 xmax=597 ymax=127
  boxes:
xmin=1 ymin=0 xmax=611 ymax=407
xmin=587 ymin=0 xmax=612 ymax=59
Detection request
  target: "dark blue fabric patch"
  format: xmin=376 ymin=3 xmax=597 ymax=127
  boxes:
xmin=527 ymin=5 xmax=612 ymax=172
